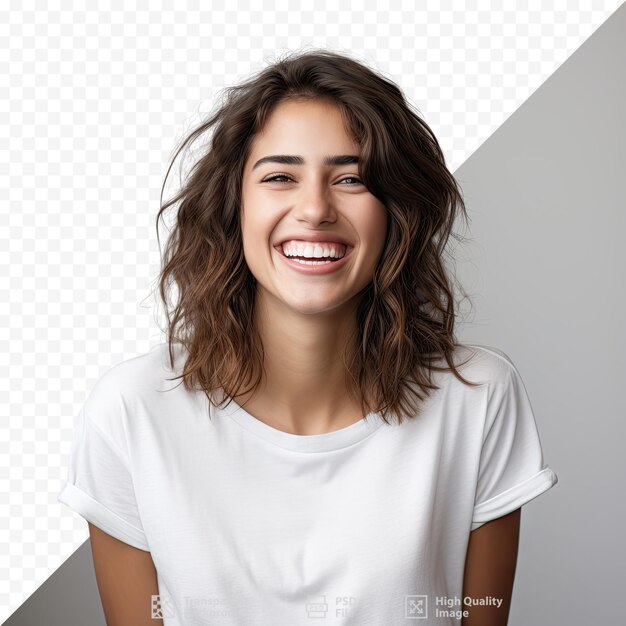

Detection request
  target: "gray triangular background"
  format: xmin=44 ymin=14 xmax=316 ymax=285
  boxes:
xmin=454 ymin=4 xmax=624 ymax=624
xmin=5 ymin=4 xmax=625 ymax=624
xmin=4 ymin=542 xmax=105 ymax=625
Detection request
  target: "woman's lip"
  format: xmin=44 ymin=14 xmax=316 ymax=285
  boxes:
xmin=276 ymin=238 xmax=353 ymax=247
xmin=273 ymin=244 xmax=353 ymax=275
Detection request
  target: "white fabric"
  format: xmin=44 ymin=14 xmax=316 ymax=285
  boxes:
xmin=57 ymin=342 xmax=558 ymax=625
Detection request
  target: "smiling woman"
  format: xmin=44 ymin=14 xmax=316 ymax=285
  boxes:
xmin=57 ymin=48 xmax=558 ymax=626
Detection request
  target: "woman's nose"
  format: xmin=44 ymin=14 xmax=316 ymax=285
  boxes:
xmin=293 ymin=181 xmax=337 ymax=224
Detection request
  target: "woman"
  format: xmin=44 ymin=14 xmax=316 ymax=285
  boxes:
xmin=58 ymin=49 xmax=558 ymax=625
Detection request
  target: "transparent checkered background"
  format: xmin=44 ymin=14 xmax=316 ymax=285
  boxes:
xmin=1 ymin=0 xmax=622 ymax=619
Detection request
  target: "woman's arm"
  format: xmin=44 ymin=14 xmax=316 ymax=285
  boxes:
xmin=88 ymin=522 xmax=163 ymax=626
xmin=461 ymin=508 xmax=521 ymax=626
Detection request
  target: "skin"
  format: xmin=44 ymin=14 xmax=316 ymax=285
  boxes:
xmin=236 ymin=97 xmax=388 ymax=435
xmin=462 ymin=508 xmax=521 ymax=625
xmin=88 ymin=522 xmax=161 ymax=625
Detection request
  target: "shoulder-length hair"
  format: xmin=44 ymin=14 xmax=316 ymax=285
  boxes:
xmin=155 ymin=48 xmax=479 ymax=426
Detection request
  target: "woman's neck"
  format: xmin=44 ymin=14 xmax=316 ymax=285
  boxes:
xmin=234 ymin=290 xmax=364 ymax=435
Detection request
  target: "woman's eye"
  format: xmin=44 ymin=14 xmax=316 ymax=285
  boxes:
xmin=262 ymin=174 xmax=293 ymax=183
xmin=261 ymin=174 xmax=363 ymax=185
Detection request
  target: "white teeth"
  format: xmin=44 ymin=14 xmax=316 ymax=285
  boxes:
xmin=280 ymin=241 xmax=347 ymax=259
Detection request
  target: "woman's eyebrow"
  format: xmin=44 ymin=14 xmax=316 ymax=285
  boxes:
xmin=251 ymin=154 xmax=359 ymax=170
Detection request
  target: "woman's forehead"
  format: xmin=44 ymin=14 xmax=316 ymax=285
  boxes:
xmin=248 ymin=101 xmax=358 ymax=160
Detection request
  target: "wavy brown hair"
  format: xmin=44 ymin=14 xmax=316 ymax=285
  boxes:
xmin=154 ymin=48 xmax=479 ymax=426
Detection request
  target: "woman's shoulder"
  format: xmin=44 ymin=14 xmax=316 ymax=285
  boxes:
xmin=83 ymin=342 xmax=187 ymax=419
xmin=440 ymin=342 xmax=521 ymax=390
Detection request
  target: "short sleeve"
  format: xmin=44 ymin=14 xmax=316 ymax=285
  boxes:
xmin=57 ymin=404 xmax=150 ymax=551
xmin=471 ymin=352 xmax=558 ymax=531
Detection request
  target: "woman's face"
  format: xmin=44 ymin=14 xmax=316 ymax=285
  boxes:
xmin=240 ymin=98 xmax=388 ymax=317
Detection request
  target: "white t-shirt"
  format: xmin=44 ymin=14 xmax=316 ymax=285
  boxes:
xmin=57 ymin=342 xmax=558 ymax=625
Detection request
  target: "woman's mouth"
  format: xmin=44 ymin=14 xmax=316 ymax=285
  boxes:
xmin=274 ymin=240 xmax=354 ymax=274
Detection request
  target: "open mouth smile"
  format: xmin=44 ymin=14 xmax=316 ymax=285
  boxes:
xmin=273 ymin=239 xmax=354 ymax=275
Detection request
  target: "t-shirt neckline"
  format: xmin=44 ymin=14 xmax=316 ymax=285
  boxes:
xmin=222 ymin=397 xmax=385 ymax=453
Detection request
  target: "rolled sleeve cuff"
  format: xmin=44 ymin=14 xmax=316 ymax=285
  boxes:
xmin=471 ymin=467 xmax=559 ymax=531
xmin=58 ymin=481 xmax=150 ymax=552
